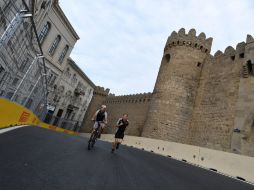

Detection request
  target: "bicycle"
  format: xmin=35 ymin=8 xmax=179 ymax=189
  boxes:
xmin=87 ymin=121 xmax=104 ymax=150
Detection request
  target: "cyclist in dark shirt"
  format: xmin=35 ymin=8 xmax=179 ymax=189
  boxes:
xmin=91 ymin=105 xmax=108 ymax=138
xmin=111 ymin=114 xmax=129 ymax=153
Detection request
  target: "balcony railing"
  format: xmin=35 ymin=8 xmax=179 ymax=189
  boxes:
xmin=74 ymin=88 xmax=85 ymax=96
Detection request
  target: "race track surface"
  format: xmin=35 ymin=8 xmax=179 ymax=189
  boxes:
xmin=0 ymin=126 xmax=253 ymax=190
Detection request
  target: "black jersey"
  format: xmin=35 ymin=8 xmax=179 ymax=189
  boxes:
xmin=96 ymin=110 xmax=106 ymax=122
xmin=116 ymin=118 xmax=129 ymax=134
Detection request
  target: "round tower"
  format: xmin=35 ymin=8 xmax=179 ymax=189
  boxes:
xmin=142 ymin=28 xmax=213 ymax=143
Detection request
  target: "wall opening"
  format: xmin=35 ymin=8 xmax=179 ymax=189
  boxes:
xmin=197 ymin=62 xmax=202 ymax=67
xmin=239 ymin=53 xmax=245 ymax=58
xmin=247 ymin=60 xmax=253 ymax=75
xmin=162 ymin=54 xmax=171 ymax=64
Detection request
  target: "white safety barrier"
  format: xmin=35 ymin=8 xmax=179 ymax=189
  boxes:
xmin=198 ymin=147 xmax=254 ymax=183
xmin=80 ymin=133 xmax=254 ymax=183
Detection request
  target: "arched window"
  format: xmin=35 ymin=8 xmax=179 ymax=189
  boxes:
xmin=162 ymin=54 xmax=170 ymax=64
xmin=38 ymin=22 xmax=51 ymax=44
xmin=41 ymin=1 xmax=47 ymax=9
xmin=49 ymin=35 xmax=61 ymax=56
xmin=72 ymin=74 xmax=77 ymax=84
xmin=65 ymin=68 xmax=71 ymax=78
xmin=58 ymin=45 xmax=69 ymax=64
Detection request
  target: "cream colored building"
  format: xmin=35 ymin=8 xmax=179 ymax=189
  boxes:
xmin=51 ymin=58 xmax=94 ymax=130
xmin=33 ymin=0 xmax=95 ymax=130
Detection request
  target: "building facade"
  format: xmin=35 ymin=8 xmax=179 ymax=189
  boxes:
xmin=0 ymin=0 xmax=94 ymax=130
xmin=0 ymin=0 xmax=49 ymax=118
xmin=35 ymin=0 xmax=95 ymax=130
xmin=81 ymin=28 xmax=254 ymax=157
xmin=45 ymin=58 xmax=94 ymax=130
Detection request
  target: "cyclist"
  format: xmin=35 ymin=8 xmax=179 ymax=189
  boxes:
xmin=111 ymin=113 xmax=129 ymax=153
xmin=91 ymin=105 xmax=108 ymax=138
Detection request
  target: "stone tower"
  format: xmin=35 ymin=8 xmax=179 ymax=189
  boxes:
xmin=142 ymin=28 xmax=213 ymax=143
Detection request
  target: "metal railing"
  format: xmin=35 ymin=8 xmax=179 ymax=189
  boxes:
xmin=44 ymin=112 xmax=81 ymax=131
xmin=0 ymin=0 xmax=48 ymax=120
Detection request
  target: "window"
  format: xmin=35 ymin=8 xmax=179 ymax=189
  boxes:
xmin=6 ymin=92 xmax=14 ymax=99
xmin=162 ymin=54 xmax=170 ymax=64
xmin=65 ymin=68 xmax=71 ymax=78
xmin=247 ymin=60 xmax=253 ymax=75
xmin=49 ymin=35 xmax=61 ymax=56
xmin=7 ymin=40 xmax=14 ymax=54
xmin=0 ymin=65 xmax=4 ymax=74
xmin=0 ymin=90 xmax=5 ymax=96
xmin=197 ymin=62 xmax=202 ymax=67
xmin=12 ymin=78 xmax=19 ymax=86
xmin=28 ymin=85 xmax=34 ymax=91
xmin=72 ymin=74 xmax=77 ymax=84
xmin=231 ymin=56 xmax=235 ymax=61
xmin=0 ymin=7 xmax=7 ymax=30
xmin=41 ymin=1 xmax=46 ymax=9
xmin=58 ymin=45 xmax=69 ymax=64
xmin=47 ymin=70 xmax=58 ymax=86
xmin=25 ymin=98 xmax=33 ymax=109
xmin=14 ymin=95 xmax=19 ymax=101
xmin=38 ymin=22 xmax=51 ymax=44
xmin=20 ymin=58 xmax=29 ymax=72
xmin=50 ymin=75 xmax=57 ymax=86
xmin=35 ymin=69 xmax=41 ymax=77
xmin=89 ymin=88 xmax=92 ymax=95
xmin=239 ymin=53 xmax=245 ymax=58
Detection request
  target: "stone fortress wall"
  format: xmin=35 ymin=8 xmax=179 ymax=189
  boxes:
xmin=81 ymin=86 xmax=109 ymax=133
xmin=103 ymin=93 xmax=152 ymax=136
xmin=81 ymin=28 xmax=254 ymax=157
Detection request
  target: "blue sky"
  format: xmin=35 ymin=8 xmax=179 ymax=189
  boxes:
xmin=60 ymin=0 xmax=254 ymax=95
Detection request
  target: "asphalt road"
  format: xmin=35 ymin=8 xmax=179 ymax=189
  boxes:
xmin=0 ymin=126 xmax=253 ymax=190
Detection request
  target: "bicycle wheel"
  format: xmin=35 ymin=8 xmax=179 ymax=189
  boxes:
xmin=88 ymin=133 xmax=95 ymax=150
xmin=91 ymin=132 xmax=98 ymax=148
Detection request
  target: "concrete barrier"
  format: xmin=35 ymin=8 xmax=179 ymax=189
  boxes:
xmin=81 ymin=133 xmax=254 ymax=183
xmin=82 ymin=134 xmax=200 ymax=165
xmin=199 ymin=147 xmax=254 ymax=183
xmin=122 ymin=136 xmax=200 ymax=165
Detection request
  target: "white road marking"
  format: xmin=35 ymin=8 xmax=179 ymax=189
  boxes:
xmin=0 ymin=125 xmax=27 ymax=134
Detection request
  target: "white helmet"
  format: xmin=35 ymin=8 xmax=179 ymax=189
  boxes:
xmin=101 ymin=105 xmax=107 ymax=109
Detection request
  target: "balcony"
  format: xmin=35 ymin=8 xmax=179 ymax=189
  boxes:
xmin=74 ymin=88 xmax=85 ymax=96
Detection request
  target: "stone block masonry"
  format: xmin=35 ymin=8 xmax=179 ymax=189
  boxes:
xmin=81 ymin=28 xmax=254 ymax=157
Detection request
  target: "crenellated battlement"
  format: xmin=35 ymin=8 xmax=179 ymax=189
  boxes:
xmin=246 ymin=34 xmax=254 ymax=43
xmin=94 ymin=86 xmax=110 ymax=96
xmin=213 ymin=42 xmax=246 ymax=60
xmin=164 ymin=28 xmax=213 ymax=54
xmin=104 ymin=92 xmax=152 ymax=104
